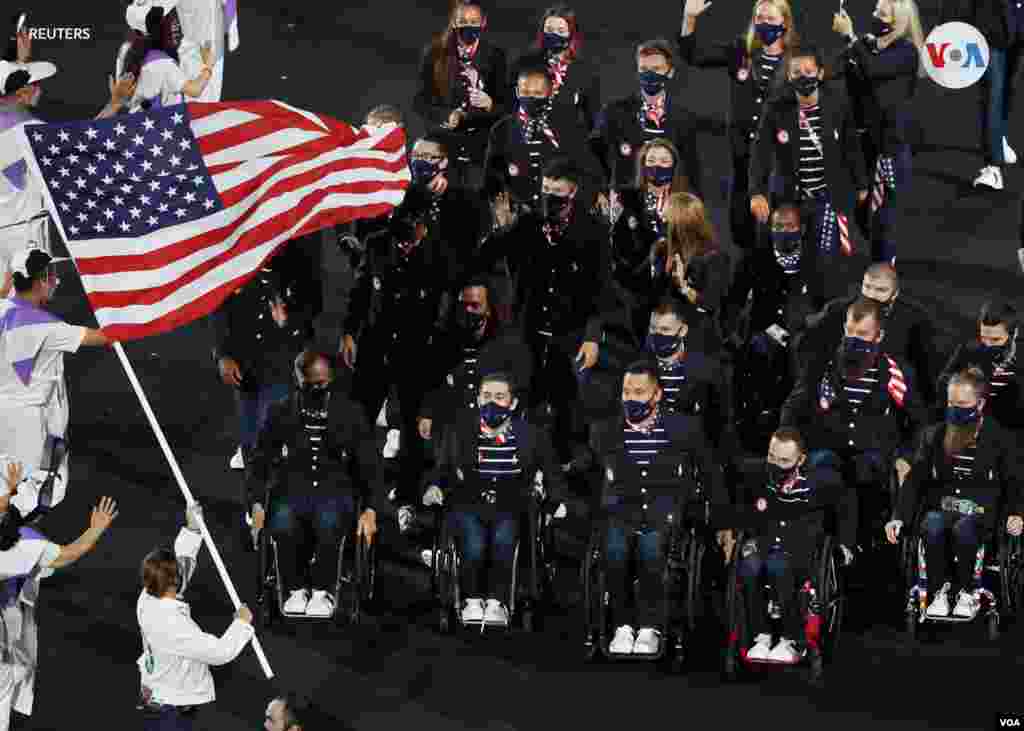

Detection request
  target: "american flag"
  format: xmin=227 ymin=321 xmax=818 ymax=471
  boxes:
xmin=16 ymin=100 xmax=409 ymax=340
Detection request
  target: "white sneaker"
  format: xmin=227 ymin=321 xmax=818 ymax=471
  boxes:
xmin=1017 ymin=248 xmax=1024 ymax=275
xmin=484 ymin=598 xmax=509 ymax=625
xmin=974 ymin=165 xmax=1004 ymax=190
xmin=767 ymin=637 xmax=804 ymax=663
xmin=283 ymin=588 xmax=309 ymax=615
xmin=1005 ymin=137 xmax=1017 ymax=165
xmin=953 ymin=589 xmax=980 ymax=619
xmin=420 ymin=548 xmax=434 ymax=568
xmin=633 ymin=627 xmax=661 ymax=655
xmin=306 ymin=589 xmax=336 ymax=618
xmin=229 ymin=447 xmax=244 ymax=470
xmin=382 ymin=429 xmax=401 ymax=459
xmin=461 ymin=597 xmax=485 ymax=623
xmin=746 ymin=633 xmax=774 ymax=660
xmin=609 ymin=625 xmax=635 ymax=654
xmin=926 ymin=582 xmax=951 ymax=617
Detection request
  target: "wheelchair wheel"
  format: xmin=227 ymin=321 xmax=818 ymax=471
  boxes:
xmin=581 ymin=530 xmax=600 ymax=662
xmin=258 ymin=531 xmax=277 ymax=628
xmin=988 ymin=610 xmax=1000 ymax=641
xmin=722 ymin=535 xmax=745 ymax=681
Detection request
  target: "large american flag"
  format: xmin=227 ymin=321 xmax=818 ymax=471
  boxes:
xmin=16 ymin=100 xmax=409 ymax=340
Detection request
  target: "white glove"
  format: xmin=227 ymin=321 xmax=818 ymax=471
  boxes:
xmin=397 ymin=505 xmax=415 ymax=533
xmin=533 ymin=470 xmax=545 ymax=498
xmin=839 ymin=544 xmax=854 ymax=566
xmin=766 ymin=324 xmax=790 ymax=346
xmin=382 ymin=428 xmax=401 ymax=459
xmin=553 ymin=503 xmax=567 ymax=519
xmin=186 ymin=503 xmax=204 ymax=533
xmin=423 ymin=485 xmax=444 ymax=507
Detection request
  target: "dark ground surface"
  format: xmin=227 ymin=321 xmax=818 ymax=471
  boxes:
xmin=11 ymin=1 xmax=1024 ymax=729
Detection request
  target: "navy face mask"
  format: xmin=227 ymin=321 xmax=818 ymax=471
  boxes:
xmin=646 ymin=332 xmax=681 ymax=360
xmin=623 ymin=398 xmax=655 ymax=423
xmin=458 ymin=308 xmax=486 ymax=335
xmin=542 ymin=192 xmax=571 ymax=222
xmin=946 ymin=404 xmax=980 ymax=427
xmin=766 ymin=461 xmax=794 ymax=488
xmin=519 ymin=96 xmax=547 ymax=117
xmin=638 ymin=70 xmax=669 ymax=95
xmin=843 ymin=336 xmax=878 ymax=356
xmin=480 ymin=401 xmax=512 ymax=428
xmin=643 ymin=164 xmax=675 ymax=187
xmin=790 ymin=75 xmax=820 ymax=97
xmin=410 ymin=159 xmax=441 ymax=183
xmin=754 ymin=22 xmax=786 ymax=46
xmin=456 ymin=25 xmax=482 ymax=44
xmin=979 ymin=342 xmax=1007 ymax=360
xmin=543 ymin=32 xmax=570 ymax=54
xmin=301 ymin=382 xmax=330 ymax=411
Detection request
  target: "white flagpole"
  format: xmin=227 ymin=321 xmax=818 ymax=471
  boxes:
xmin=111 ymin=341 xmax=274 ymax=679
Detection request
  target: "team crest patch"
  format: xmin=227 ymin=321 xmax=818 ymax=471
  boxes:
xmin=508 ymin=163 xmax=520 ymax=176
xmin=620 ymin=142 xmax=632 ymax=157
xmin=777 ymin=130 xmax=789 ymax=144
xmin=756 ymin=497 xmax=767 ymax=512
xmin=737 ymin=68 xmax=749 ymax=81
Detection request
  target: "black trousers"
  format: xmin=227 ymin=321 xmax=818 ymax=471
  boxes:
xmin=527 ymin=331 xmax=585 ymax=463
xmin=738 ymin=535 xmax=814 ymax=641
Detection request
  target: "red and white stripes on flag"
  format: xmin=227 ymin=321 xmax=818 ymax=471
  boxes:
xmin=837 ymin=209 xmax=852 ymax=256
xmin=884 ymin=355 xmax=907 ymax=407
xmin=17 ymin=100 xmax=409 ymax=341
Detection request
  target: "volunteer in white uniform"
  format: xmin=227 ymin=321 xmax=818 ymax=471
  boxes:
xmin=0 ymin=461 xmax=118 ymax=731
xmin=137 ymin=503 xmax=254 ymax=730
xmin=115 ymin=0 xmax=215 ymax=112
xmin=0 ymin=249 xmax=110 ymax=514
xmin=175 ymin=0 xmax=234 ymax=102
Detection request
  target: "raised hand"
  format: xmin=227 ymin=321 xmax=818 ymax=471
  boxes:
xmin=90 ymin=497 xmax=119 ymax=532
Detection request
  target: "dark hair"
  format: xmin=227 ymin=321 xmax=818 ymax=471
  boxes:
xmin=787 ymin=44 xmax=825 ymax=72
xmin=0 ymin=506 xmax=24 ymax=552
xmin=480 ymin=370 xmax=516 ymax=396
xmin=141 ymin=547 xmax=178 ymax=597
xmin=275 ymin=692 xmax=312 ymax=730
xmin=516 ymin=61 xmax=554 ymax=91
xmin=415 ymin=133 xmax=449 ymax=157
xmin=636 ymin=38 xmax=675 ymax=67
xmin=536 ymin=5 xmax=581 ymax=58
xmin=623 ymin=360 xmax=660 ymax=385
xmin=651 ymin=297 xmax=689 ymax=324
xmin=541 ymin=156 xmax=580 ymax=185
xmin=771 ymin=427 xmax=806 ymax=454
xmin=427 ymin=1 xmax=486 ymax=100
xmin=2 ymin=68 xmax=29 ymax=95
xmin=847 ymin=296 xmax=883 ymax=328
xmin=121 ymin=6 xmax=178 ymax=79
xmin=11 ymin=250 xmax=52 ymax=293
xmin=979 ymin=299 xmax=1018 ymax=334
xmin=366 ymin=103 xmax=404 ymax=127
xmin=462 ymin=275 xmax=492 ymax=297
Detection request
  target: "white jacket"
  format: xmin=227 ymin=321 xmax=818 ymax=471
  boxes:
xmin=136 ymin=527 xmax=253 ymax=707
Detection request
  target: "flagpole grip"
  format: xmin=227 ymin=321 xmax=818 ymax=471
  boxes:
xmin=111 ymin=341 xmax=274 ymax=679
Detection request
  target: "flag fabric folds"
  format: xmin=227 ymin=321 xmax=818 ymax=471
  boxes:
xmin=16 ymin=100 xmax=409 ymax=341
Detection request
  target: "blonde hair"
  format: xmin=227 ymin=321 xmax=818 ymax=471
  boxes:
xmin=633 ymin=138 xmax=691 ymax=194
xmin=659 ymin=193 xmax=718 ymax=271
xmin=877 ymin=0 xmax=927 ymax=77
xmin=744 ymin=0 xmax=800 ymax=57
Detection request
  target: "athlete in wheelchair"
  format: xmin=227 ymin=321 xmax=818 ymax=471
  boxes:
xmin=580 ymin=361 xmax=726 ymax=664
xmin=423 ymin=371 xmax=566 ymax=632
xmin=716 ymin=428 xmax=855 ymax=680
xmin=885 ymin=367 xmax=1024 ymax=637
xmin=246 ymin=351 xmax=379 ymax=622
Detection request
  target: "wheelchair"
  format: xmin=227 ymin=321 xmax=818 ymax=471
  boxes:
xmin=430 ymin=480 xmax=558 ymax=635
xmin=722 ymin=532 xmax=844 ymax=684
xmin=580 ymin=455 xmax=709 ymax=672
xmin=255 ymin=485 xmax=376 ymax=627
xmin=897 ymin=501 xmax=1024 ymax=640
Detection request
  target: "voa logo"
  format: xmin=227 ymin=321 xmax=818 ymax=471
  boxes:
xmin=922 ymin=21 xmax=989 ymax=89
xmin=1000 ymin=719 xmax=1021 ymax=728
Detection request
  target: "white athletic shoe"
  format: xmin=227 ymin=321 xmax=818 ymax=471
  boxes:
xmin=461 ymin=597 xmax=484 ymax=623
xmin=633 ymin=627 xmax=661 ymax=655
xmin=1005 ymin=137 xmax=1017 ymax=165
xmin=973 ymin=165 xmax=1004 ymax=190
xmin=283 ymin=588 xmax=309 ymax=615
xmin=484 ymin=599 xmax=509 ymax=625
xmin=306 ymin=590 xmax=335 ymax=618
xmin=767 ymin=637 xmax=804 ymax=663
xmin=229 ymin=447 xmax=244 ymax=470
xmin=927 ymin=582 xmax=952 ymax=617
xmin=953 ymin=589 xmax=980 ymax=619
xmin=746 ymin=633 xmax=773 ymax=660
xmin=609 ymin=625 xmax=635 ymax=654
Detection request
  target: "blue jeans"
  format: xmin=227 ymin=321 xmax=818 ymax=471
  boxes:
xmin=983 ymin=45 xmax=1024 ymax=165
xmin=448 ymin=510 xmax=519 ymax=600
xmin=605 ymin=521 xmax=666 ymax=628
xmin=738 ymin=544 xmax=806 ymax=640
xmin=269 ymin=492 xmax=355 ymax=591
xmin=922 ymin=510 xmax=981 ymax=593
xmin=237 ymin=383 xmax=290 ymax=450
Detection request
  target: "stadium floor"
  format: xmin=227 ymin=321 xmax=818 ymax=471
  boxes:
xmin=15 ymin=1 xmax=1024 ymax=729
